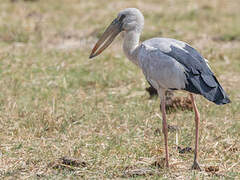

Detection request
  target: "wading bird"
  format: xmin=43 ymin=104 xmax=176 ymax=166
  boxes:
xmin=89 ymin=8 xmax=230 ymax=170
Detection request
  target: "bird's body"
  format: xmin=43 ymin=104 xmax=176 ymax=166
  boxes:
xmin=138 ymin=38 xmax=189 ymax=90
xmin=132 ymin=37 xmax=230 ymax=105
xmin=90 ymin=8 xmax=230 ymax=170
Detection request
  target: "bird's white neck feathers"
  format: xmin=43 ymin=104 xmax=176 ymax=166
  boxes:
xmin=122 ymin=30 xmax=140 ymax=65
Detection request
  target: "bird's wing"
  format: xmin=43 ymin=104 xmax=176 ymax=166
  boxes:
xmin=143 ymin=38 xmax=212 ymax=75
xmin=137 ymin=43 xmax=187 ymax=90
xmin=140 ymin=38 xmax=230 ymax=105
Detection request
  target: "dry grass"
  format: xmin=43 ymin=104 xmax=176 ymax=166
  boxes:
xmin=0 ymin=0 xmax=239 ymax=179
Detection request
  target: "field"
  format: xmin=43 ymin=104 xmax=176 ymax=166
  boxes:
xmin=0 ymin=0 xmax=239 ymax=179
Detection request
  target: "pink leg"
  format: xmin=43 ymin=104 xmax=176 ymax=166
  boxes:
xmin=160 ymin=93 xmax=169 ymax=168
xmin=190 ymin=93 xmax=201 ymax=170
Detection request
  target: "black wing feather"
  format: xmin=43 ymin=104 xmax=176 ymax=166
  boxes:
xmin=162 ymin=44 xmax=230 ymax=105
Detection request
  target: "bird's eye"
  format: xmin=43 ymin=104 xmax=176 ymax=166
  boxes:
xmin=119 ymin=14 xmax=126 ymax=22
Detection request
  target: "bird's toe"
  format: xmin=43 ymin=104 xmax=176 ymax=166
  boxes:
xmin=191 ymin=161 xmax=201 ymax=171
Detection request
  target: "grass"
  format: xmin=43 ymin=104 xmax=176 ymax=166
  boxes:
xmin=0 ymin=0 xmax=239 ymax=179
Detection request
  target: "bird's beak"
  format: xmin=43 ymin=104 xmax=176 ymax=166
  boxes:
xmin=89 ymin=18 xmax=122 ymax=59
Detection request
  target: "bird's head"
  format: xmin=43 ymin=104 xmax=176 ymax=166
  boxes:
xmin=89 ymin=8 xmax=144 ymax=59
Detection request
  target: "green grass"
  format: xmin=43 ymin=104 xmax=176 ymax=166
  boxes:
xmin=0 ymin=0 xmax=239 ymax=179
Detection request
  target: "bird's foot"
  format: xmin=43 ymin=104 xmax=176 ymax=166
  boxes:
xmin=191 ymin=161 xmax=201 ymax=171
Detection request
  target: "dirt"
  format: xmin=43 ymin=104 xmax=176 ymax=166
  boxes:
xmin=177 ymin=146 xmax=193 ymax=154
xmin=205 ymin=166 xmax=219 ymax=173
xmin=48 ymin=157 xmax=87 ymax=171
xmin=123 ymin=167 xmax=156 ymax=177
xmin=151 ymin=158 xmax=166 ymax=169
xmin=165 ymin=96 xmax=193 ymax=113
xmin=146 ymin=85 xmax=193 ymax=113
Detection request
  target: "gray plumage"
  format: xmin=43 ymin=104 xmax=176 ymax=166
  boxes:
xmin=138 ymin=38 xmax=230 ymax=105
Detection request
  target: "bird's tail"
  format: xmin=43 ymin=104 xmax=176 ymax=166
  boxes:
xmin=184 ymin=74 xmax=231 ymax=105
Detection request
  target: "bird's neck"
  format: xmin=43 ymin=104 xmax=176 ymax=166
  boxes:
xmin=122 ymin=30 xmax=140 ymax=66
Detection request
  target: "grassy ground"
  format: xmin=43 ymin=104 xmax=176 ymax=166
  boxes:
xmin=0 ymin=0 xmax=239 ymax=179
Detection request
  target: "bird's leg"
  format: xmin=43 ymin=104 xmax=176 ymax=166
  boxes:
xmin=190 ymin=93 xmax=201 ymax=171
xmin=160 ymin=91 xmax=169 ymax=168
